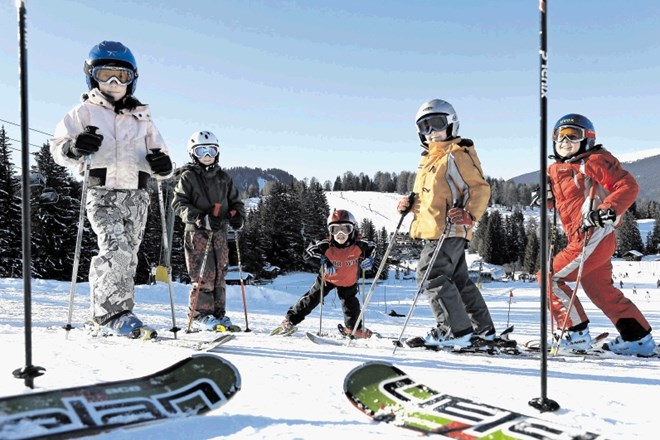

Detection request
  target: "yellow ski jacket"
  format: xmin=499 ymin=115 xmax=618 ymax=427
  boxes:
xmin=409 ymin=138 xmax=490 ymax=241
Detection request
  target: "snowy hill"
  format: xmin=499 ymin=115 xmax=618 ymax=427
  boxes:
xmin=2 ymin=260 xmax=659 ymax=439
xmin=325 ymin=190 xmax=413 ymax=233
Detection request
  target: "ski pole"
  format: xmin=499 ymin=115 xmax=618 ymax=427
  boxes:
xmin=186 ymin=230 xmax=214 ymax=333
xmin=234 ymin=230 xmax=251 ymax=332
xmin=64 ymin=126 xmax=100 ymax=334
xmin=392 ymin=223 xmax=451 ymax=354
xmin=14 ymin=0 xmax=45 ymax=389
xmin=347 ymin=192 xmax=414 ymax=343
xmin=506 ymin=290 xmax=514 ymax=328
xmin=156 ymin=176 xmax=180 ymax=337
xmin=547 ymin=206 xmax=558 ymax=336
xmin=318 ymin=265 xmax=326 ymax=336
xmin=360 ymin=268 xmax=366 ymax=328
xmin=392 ymin=199 xmax=458 ymax=354
xmin=550 ymin=228 xmax=592 ymax=355
xmin=551 ymin=183 xmax=596 ymax=355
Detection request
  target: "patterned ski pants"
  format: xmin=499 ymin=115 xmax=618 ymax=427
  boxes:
xmin=184 ymin=230 xmax=229 ymax=319
xmin=86 ymin=188 xmax=149 ymax=324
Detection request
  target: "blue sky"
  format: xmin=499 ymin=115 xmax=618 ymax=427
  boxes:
xmin=1 ymin=0 xmax=659 ymax=184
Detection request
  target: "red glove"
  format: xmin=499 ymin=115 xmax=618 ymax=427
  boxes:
xmin=448 ymin=207 xmax=473 ymax=226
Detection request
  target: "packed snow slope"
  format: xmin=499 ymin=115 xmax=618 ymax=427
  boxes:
xmin=2 ymin=256 xmax=659 ymax=439
xmin=2 ymin=192 xmax=659 ymax=439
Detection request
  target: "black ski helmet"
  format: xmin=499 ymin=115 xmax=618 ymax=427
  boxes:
xmin=552 ymin=113 xmax=596 ymax=160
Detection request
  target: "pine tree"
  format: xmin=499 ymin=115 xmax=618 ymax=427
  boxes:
xmin=299 ymin=179 xmax=329 ymax=246
xmin=377 ymin=227 xmax=389 ymax=280
xmin=511 ymin=210 xmax=527 ymax=264
xmin=0 ymin=127 xmax=22 ymax=277
xmin=357 ymin=218 xmax=378 ymax=278
xmin=135 ymin=179 xmax=167 ymax=285
xmin=616 ymin=211 xmax=645 ymax=257
xmin=645 ymin=210 xmax=660 ymax=255
xmin=235 ymin=206 xmax=266 ymax=276
xmin=31 ymin=143 xmax=84 ymax=280
xmin=261 ymin=182 xmax=305 ymax=271
xmin=332 ymin=176 xmax=342 ymax=191
xmin=481 ymin=211 xmax=507 ymax=264
xmin=523 ymin=219 xmax=540 ymax=274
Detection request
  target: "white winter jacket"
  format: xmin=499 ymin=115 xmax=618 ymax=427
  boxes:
xmin=51 ymin=89 xmax=168 ymax=190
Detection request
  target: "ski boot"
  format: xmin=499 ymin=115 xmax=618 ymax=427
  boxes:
xmin=554 ymin=328 xmax=592 ymax=354
xmin=339 ymin=324 xmax=373 ymax=339
xmin=603 ymin=333 xmax=656 ymax=357
xmin=424 ymin=328 xmax=473 ymax=350
xmin=270 ymin=319 xmax=297 ymax=336
xmin=193 ymin=314 xmax=240 ymax=332
xmin=97 ymin=311 xmax=156 ymax=339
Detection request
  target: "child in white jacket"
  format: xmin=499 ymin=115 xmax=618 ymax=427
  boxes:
xmin=51 ymin=41 xmax=172 ymax=339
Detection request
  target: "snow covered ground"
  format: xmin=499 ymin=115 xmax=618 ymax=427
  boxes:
xmin=2 ymin=255 xmax=659 ymax=439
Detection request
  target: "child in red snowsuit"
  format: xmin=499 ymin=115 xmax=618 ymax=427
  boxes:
xmin=537 ymin=113 xmax=655 ymax=356
xmin=271 ymin=209 xmax=376 ymax=338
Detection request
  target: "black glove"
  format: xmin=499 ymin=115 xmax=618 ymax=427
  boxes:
xmin=146 ymin=150 xmax=173 ymax=176
xmin=69 ymin=128 xmax=103 ymax=158
xmin=228 ymin=210 xmax=244 ymax=230
xmin=583 ymin=208 xmax=616 ymax=229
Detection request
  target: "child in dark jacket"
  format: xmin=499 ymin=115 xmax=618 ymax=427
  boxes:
xmin=172 ymin=131 xmax=245 ymax=332
xmin=271 ymin=209 xmax=376 ymax=338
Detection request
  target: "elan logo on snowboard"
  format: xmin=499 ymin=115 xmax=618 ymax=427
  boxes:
xmin=1 ymin=379 xmax=225 ymax=437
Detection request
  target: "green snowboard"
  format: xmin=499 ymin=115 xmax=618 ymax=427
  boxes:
xmin=344 ymin=361 xmax=602 ymax=439
xmin=0 ymin=353 xmax=240 ymax=439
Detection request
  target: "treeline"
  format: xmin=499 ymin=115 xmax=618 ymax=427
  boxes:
xmin=469 ymin=206 xmax=660 ymax=275
xmin=0 ymin=127 xmax=395 ymax=283
xmin=2 ymin=125 xmax=659 ymax=285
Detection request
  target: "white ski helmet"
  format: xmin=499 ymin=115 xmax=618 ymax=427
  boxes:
xmin=415 ymin=99 xmax=460 ymax=145
xmin=187 ymin=131 xmax=220 ymax=163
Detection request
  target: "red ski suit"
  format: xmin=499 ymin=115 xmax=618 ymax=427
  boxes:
xmin=538 ymin=148 xmax=651 ymax=340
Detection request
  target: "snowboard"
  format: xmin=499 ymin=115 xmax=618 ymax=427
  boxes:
xmin=0 ymin=353 xmax=241 ymax=439
xmin=344 ymin=361 xmax=602 ymax=439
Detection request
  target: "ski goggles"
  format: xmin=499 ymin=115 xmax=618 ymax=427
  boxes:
xmin=92 ymin=66 xmax=135 ymax=86
xmin=416 ymin=113 xmax=457 ymax=135
xmin=329 ymin=223 xmax=354 ymax=236
xmin=192 ymin=145 xmax=219 ymax=158
xmin=552 ymin=125 xmax=595 ymax=143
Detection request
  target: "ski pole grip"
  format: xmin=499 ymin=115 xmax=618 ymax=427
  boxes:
xmin=213 ymin=203 xmax=221 ymax=217
xmin=84 ymin=125 xmax=99 ymax=135
xmin=401 ymin=192 xmax=415 ymax=215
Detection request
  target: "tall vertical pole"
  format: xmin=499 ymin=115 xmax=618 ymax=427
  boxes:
xmin=529 ymin=0 xmax=559 ymax=413
xmin=13 ymin=0 xmax=45 ymax=388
